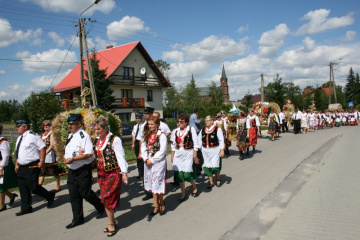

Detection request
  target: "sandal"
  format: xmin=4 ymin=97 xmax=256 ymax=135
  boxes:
xmin=149 ymin=207 xmax=160 ymax=216
xmin=107 ymin=224 xmax=117 ymax=237
xmin=178 ymin=195 xmax=187 ymax=203
xmin=159 ymin=203 xmax=166 ymax=216
xmin=207 ymin=184 xmax=214 ymax=189
xmin=216 ymin=180 xmax=221 ymax=187
xmin=192 ymin=190 xmax=199 ymax=197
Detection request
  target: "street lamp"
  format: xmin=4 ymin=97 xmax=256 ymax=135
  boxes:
xmin=78 ymin=0 xmax=101 ymax=106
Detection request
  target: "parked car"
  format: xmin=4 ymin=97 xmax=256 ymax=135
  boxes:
xmin=122 ymin=124 xmax=133 ymax=135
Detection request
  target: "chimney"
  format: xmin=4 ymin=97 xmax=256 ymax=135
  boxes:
xmin=106 ymin=45 xmax=113 ymax=49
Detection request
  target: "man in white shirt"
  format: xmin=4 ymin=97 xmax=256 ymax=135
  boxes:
xmin=14 ymin=119 xmax=55 ymax=216
xmin=132 ymin=113 xmax=144 ymax=179
xmin=62 ymin=114 xmax=104 ymax=229
xmin=278 ymin=109 xmax=288 ymax=132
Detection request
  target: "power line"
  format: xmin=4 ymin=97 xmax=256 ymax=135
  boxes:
xmin=0 ymin=58 xmax=78 ymax=63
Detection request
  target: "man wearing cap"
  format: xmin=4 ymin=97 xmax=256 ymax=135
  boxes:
xmin=136 ymin=107 xmax=156 ymax=201
xmin=14 ymin=119 xmax=55 ymax=216
xmin=131 ymin=113 xmax=144 ymax=179
xmin=62 ymin=114 xmax=104 ymax=229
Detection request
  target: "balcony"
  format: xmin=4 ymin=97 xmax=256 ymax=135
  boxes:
xmin=110 ymin=75 xmax=166 ymax=87
xmin=111 ymin=97 xmax=145 ymax=108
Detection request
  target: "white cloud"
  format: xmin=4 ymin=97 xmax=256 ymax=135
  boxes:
xmin=0 ymin=83 xmax=31 ymax=101
xmin=162 ymin=51 xmax=184 ymax=62
xmin=296 ymin=9 xmax=354 ymax=35
xmin=339 ymin=31 xmax=356 ymax=42
xmin=18 ymin=49 xmax=77 ymax=73
xmin=21 ymin=0 xmax=115 ymax=15
xmin=16 ymin=51 xmax=31 ymax=59
xmin=31 ymin=70 xmax=71 ymax=88
xmin=237 ymin=24 xmax=249 ymax=34
xmin=107 ymin=16 xmax=150 ymax=40
xmin=48 ymin=32 xmax=65 ymax=47
xmin=164 ymin=35 xmax=248 ymax=64
xmin=0 ymin=70 xmax=5 ymax=75
xmin=258 ymin=23 xmax=290 ymax=58
xmin=168 ymin=61 xmax=210 ymax=82
xmin=0 ymin=18 xmax=43 ymax=47
xmin=302 ymin=37 xmax=316 ymax=52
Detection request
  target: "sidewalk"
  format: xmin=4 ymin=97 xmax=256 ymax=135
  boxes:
xmin=263 ymin=129 xmax=360 ymax=240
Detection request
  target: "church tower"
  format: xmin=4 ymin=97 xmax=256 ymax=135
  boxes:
xmin=220 ymin=65 xmax=230 ymax=103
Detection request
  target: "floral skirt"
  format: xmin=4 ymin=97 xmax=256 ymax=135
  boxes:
xmin=97 ymin=161 xmax=121 ymax=210
xmin=236 ymin=129 xmax=248 ymax=149
xmin=174 ymin=163 xmax=197 ymax=183
xmin=268 ymin=121 xmax=277 ymax=134
xmin=40 ymin=164 xmax=62 ymax=177
xmin=248 ymin=127 xmax=257 ymax=146
xmin=203 ymin=158 xmax=222 ymax=177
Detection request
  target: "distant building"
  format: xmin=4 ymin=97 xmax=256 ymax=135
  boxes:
xmin=53 ymin=41 xmax=171 ymax=122
xmin=220 ymin=65 xmax=230 ymax=103
xmin=304 ymin=87 xmax=335 ymax=96
xmin=239 ymin=94 xmax=263 ymax=105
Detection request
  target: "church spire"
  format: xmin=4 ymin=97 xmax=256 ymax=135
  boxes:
xmin=220 ymin=65 xmax=230 ymax=103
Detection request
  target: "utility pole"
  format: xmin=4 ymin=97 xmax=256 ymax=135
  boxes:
xmin=78 ymin=19 xmax=84 ymax=92
xmin=261 ymin=73 xmax=264 ymax=102
xmin=329 ymin=62 xmax=332 ymax=105
xmin=81 ymin=18 xmax=98 ymax=106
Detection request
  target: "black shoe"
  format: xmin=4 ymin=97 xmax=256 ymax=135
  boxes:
xmin=207 ymin=184 xmax=214 ymax=190
xmin=66 ymin=219 xmax=84 ymax=229
xmin=9 ymin=193 xmax=18 ymax=206
xmin=149 ymin=207 xmax=160 ymax=216
xmin=15 ymin=207 xmax=33 ymax=216
xmin=47 ymin=192 xmax=55 ymax=208
xmin=240 ymin=153 xmax=244 ymax=160
xmin=136 ymin=176 xmax=142 ymax=179
xmin=170 ymin=182 xmax=179 ymax=186
xmin=142 ymin=193 xmax=153 ymax=201
xmin=0 ymin=205 xmax=7 ymax=212
xmin=96 ymin=205 xmax=105 ymax=219
xmin=246 ymin=148 xmax=250 ymax=156
xmin=178 ymin=195 xmax=187 ymax=203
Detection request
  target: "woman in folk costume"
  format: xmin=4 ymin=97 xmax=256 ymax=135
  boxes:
xmin=170 ymin=113 xmax=200 ymax=202
xmin=349 ymin=111 xmax=356 ymax=126
xmin=236 ymin=112 xmax=248 ymax=160
xmin=300 ymin=109 xmax=309 ymax=134
xmin=92 ymin=116 xmax=128 ymax=237
xmin=220 ymin=110 xmax=231 ymax=158
xmin=246 ymin=109 xmax=260 ymax=155
xmin=198 ymin=116 xmax=225 ymax=189
xmin=141 ymin=116 xmax=168 ymax=217
xmin=314 ymin=111 xmax=319 ymax=130
xmin=38 ymin=120 xmax=61 ymax=192
xmin=308 ymin=110 xmax=316 ymax=132
xmin=0 ymin=124 xmax=18 ymax=212
xmin=335 ymin=112 xmax=341 ymax=127
xmin=267 ymin=109 xmax=279 ymax=141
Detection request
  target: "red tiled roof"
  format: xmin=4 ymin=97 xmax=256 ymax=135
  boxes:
xmin=304 ymin=87 xmax=334 ymax=96
xmin=239 ymin=94 xmax=263 ymax=104
xmin=54 ymin=41 xmax=139 ymax=91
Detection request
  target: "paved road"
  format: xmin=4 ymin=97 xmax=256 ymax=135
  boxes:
xmin=1 ymin=126 xmax=359 ymax=240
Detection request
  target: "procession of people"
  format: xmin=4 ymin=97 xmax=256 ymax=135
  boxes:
xmin=0 ymin=106 xmax=359 ymax=237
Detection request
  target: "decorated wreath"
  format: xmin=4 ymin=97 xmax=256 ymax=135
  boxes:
xmin=52 ymin=107 xmax=122 ymax=172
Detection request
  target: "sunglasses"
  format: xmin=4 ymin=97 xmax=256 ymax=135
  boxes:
xmin=177 ymin=120 xmax=185 ymax=123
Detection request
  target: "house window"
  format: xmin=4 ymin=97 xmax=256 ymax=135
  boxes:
xmin=123 ymin=67 xmax=134 ymax=79
xmin=117 ymin=113 xmax=131 ymax=122
xmin=147 ymin=90 xmax=153 ymax=101
xmin=121 ymin=89 xmax=133 ymax=99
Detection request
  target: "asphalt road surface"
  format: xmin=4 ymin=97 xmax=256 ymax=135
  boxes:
xmin=1 ymin=126 xmax=358 ymax=240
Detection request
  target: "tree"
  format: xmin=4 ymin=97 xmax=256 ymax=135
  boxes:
xmin=264 ymin=73 xmax=286 ymax=106
xmin=283 ymin=82 xmax=302 ymax=107
xmin=181 ymin=78 xmax=200 ymax=111
xmin=163 ymin=86 xmax=181 ymax=118
xmin=0 ymin=99 xmax=20 ymax=122
xmin=155 ymin=59 xmax=170 ymax=79
xmin=344 ymin=67 xmax=357 ymax=105
xmin=244 ymin=93 xmax=253 ymax=108
xmin=24 ymin=91 xmax=62 ymax=133
xmin=207 ymin=81 xmax=223 ymax=107
xmin=85 ymin=50 xmax=114 ymax=109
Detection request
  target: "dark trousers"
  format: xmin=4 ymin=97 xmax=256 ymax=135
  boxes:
xmin=67 ymin=164 xmax=103 ymax=222
xmin=293 ymin=120 xmax=301 ymax=134
xmin=17 ymin=161 xmax=52 ymax=211
xmin=135 ymin=140 xmax=144 ymax=177
xmin=196 ymin=149 xmax=204 ymax=175
xmin=282 ymin=122 xmax=288 ymax=132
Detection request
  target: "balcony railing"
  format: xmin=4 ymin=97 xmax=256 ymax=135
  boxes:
xmin=111 ymin=97 xmax=145 ymax=108
xmin=110 ymin=75 xmax=166 ymax=87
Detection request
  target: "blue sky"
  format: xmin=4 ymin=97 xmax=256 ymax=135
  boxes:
xmin=0 ymin=0 xmax=359 ymax=102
